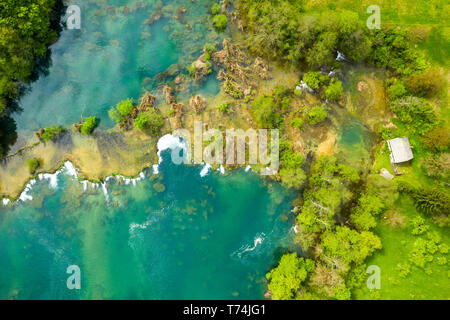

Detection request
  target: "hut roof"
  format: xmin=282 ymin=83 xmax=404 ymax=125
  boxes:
xmin=387 ymin=137 xmax=414 ymax=164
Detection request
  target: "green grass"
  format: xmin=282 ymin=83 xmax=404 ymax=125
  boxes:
xmin=354 ymin=196 xmax=450 ymax=300
xmin=304 ymin=0 xmax=450 ymax=66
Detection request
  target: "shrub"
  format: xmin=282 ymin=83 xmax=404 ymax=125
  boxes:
xmin=422 ymin=153 xmax=450 ymax=180
xmin=404 ymin=68 xmax=443 ymax=98
xmin=302 ymin=71 xmax=328 ymax=90
xmin=134 ymin=108 xmax=165 ymax=135
xmin=211 ymin=3 xmax=221 ymax=15
xmin=203 ymin=43 xmax=215 ymax=54
xmin=80 ymin=117 xmax=98 ymax=135
xmin=109 ymin=98 xmax=134 ymax=124
xmin=420 ymin=127 xmax=450 ymax=152
xmin=325 ymin=79 xmax=343 ymax=102
xmin=291 ymin=117 xmax=304 ymax=129
xmin=280 ymin=167 xmax=307 ymax=189
xmin=40 ymin=126 xmax=65 ymax=142
xmin=390 ymin=96 xmax=437 ymax=135
xmin=26 ymin=158 xmax=40 ymax=174
xmin=252 ymin=95 xmax=282 ymax=128
xmin=387 ymin=80 xmax=408 ymax=100
xmin=307 ymin=105 xmax=328 ymax=125
xmin=413 ymin=188 xmax=450 ymax=216
xmin=218 ymin=102 xmax=232 ymax=114
xmin=212 ymin=14 xmax=228 ymax=31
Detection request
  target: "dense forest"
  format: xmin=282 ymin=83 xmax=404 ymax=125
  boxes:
xmin=0 ymin=0 xmax=62 ymax=156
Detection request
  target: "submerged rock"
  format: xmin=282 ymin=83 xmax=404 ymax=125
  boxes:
xmin=189 ymin=95 xmax=206 ymax=113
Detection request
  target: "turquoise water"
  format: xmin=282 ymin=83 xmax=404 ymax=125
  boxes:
xmin=0 ymin=151 xmax=297 ymax=299
xmin=15 ymin=0 xmax=223 ymax=132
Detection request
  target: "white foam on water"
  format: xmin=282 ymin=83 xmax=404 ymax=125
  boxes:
xmin=157 ymin=134 xmax=187 ymax=164
xmin=101 ymin=183 xmax=109 ymax=202
xmin=233 ymin=232 xmax=266 ymax=259
xmin=152 ymin=164 xmax=159 ymax=174
xmin=299 ymin=80 xmax=314 ymax=93
xmin=200 ymin=163 xmax=211 ymax=177
xmin=218 ymin=165 xmax=225 ymax=175
xmin=39 ymin=172 xmax=59 ymax=189
xmin=336 ymin=50 xmax=346 ymax=61
xmin=82 ymin=180 xmax=88 ymax=192
xmin=63 ymin=161 xmax=77 ymax=177
xmin=245 ymin=165 xmax=252 ymax=172
xmin=2 ymin=198 xmax=10 ymax=206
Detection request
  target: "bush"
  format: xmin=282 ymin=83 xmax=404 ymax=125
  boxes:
xmin=109 ymin=98 xmax=134 ymax=124
xmin=212 ymin=14 xmax=228 ymax=31
xmin=134 ymin=108 xmax=165 ymax=135
xmin=307 ymin=105 xmax=328 ymax=125
xmin=211 ymin=3 xmax=221 ymax=15
xmin=404 ymin=68 xmax=443 ymax=98
xmin=203 ymin=43 xmax=215 ymax=54
xmin=252 ymin=95 xmax=282 ymax=128
xmin=420 ymin=127 xmax=449 ymax=151
xmin=422 ymin=153 xmax=450 ymax=180
xmin=40 ymin=126 xmax=65 ymax=142
xmin=26 ymin=158 xmax=40 ymax=174
xmin=413 ymin=188 xmax=450 ymax=216
xmin=390 ymin=96 xmax=437 ymax=135
xmin=387 ymin=80 xmax=408 ymax=100
xmin=291 ymin=117 xmax=304 ymax=129
xmin=280 ymin=167 xmax=307 ymax=189
xmin=218 ymin=102 xmax=232 ymax=114
xmin=80 ymin=116 xmax=98 ymax=135
xmin=303 ymin=72 xmax=327 ymax=90
xmin=325 ymin=79 xmax=343 ymax=102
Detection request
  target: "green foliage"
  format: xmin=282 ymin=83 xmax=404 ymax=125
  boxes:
xmin=266 ymin=253 xmax=314 ymax=300
xmin=251 ymin=95 xmax=282 ymax=128
xmin=387 ymin=80 xmax=408 ymax=100
xmin=212 ymin=14 xmax=228 ymax=31
xmin=109 ymin=98 xmax=134 ymax=124
xmin=291 ymin=117 xmax=303 ymax=130
xmin=303 ymin=72 xmax=328 ymax=90
xmin=324 ymin=79 xmax=343 ymax=102
xmin=203 ymin=43 xmax=215 ymax=54
xmin=134 ymin=108 xmax=165 ymax=135
xmin=420 ymin=127 xmax=449 ymax=152
xmin=422 ymin=153 xmax=450 ymax=180
xmin=410 ymin=216 xmax=429 ymax=235
xmin=40 ymin=125 xmax=64 ymax=142
xmin=80 ymin=116 xmax=98 ymax=135
xmin=367 ymin=27 xmax=426 ymax=75
xmin=26 ymin=158 xmax=40 ymax=174
xmin=404 ymin=68 xmax=443 ymax=98
xmin=351 ymin=193 xmax=385 ymax=231
xmin=321 ymin=226 xmax=382 ymax=266
xmin=307 ymin=105 xmax=328 ymax=125
xmin=413 ymin=188 xmax=450 ymax=216
xmin=390 ymin=96 xmax=437 ymax=135
xmin=280 ymin=167 xmax=306 ymax=189
xmin=210 ymin=3 xmax=221 ymax=15
xmin=217 ymin=102 xmax=232 ymax=114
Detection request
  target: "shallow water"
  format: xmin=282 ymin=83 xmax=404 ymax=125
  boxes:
xmin=14 ymin=0 xmax=223 ymax=132
xmin=0 ymin=151 xmax=296 ymax=299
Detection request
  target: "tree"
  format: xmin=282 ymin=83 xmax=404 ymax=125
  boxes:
xmin=325 ymin=80 xmax=343 ymax=102
xmin=212 ymin=14 xmax=228 ymax=31
xmin=134 ymin=108 xmax=165 ymax=135
xmin=26 ymin=158 xmax=40 ymax=174
xmin=413 ymin=188 xmax=450 ymax=216
xmin=321 ymin=226 xmax=382 ymax=266
xmin=39 ymin=125 xmax=65 ymax=142
xmin=351 ymin=193 xmax=385 ymax=231
xmin=422 ymin=153 xmax=450 ymax=180
xmin=280 ymin=167 xmax=307 ymax=189
xmin=307 ymin=105 xmax=328 ymax=125
xmin=404 ymin=68 xmax=443 ymax=98
xmin=211 ymin=3 xmax=221 ymax=15
xmin=109 ymin=98 xmax=134 ymax=124
xmin=80 ymin=116 xmax=98 ymax=135
xmin=390 ymin=96 xmax=437 ymax=135
xmin=387 ymin=80 xmax=407 ymax=100
xmin=420 ymin=127 xmax=450 ymax=152
xmin=252 ymin=95 xmax=282 ymax=128
xmin=266 ymin=253 xmax=314 ymax=300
